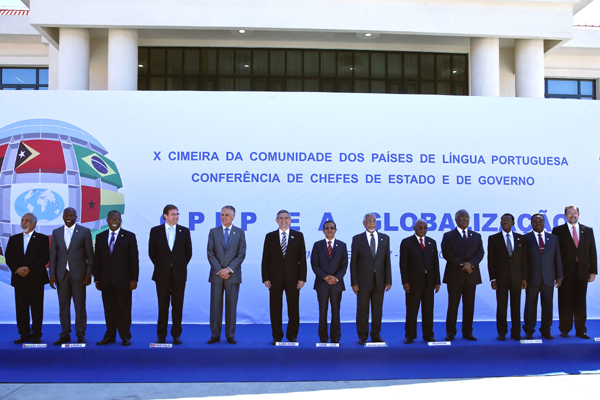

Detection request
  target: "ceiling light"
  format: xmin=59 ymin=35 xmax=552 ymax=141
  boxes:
xmin=138 ymin=64 xmax=144 ymax=68
xmin=238 ymin=29 xmax=246 ymax=34
xmin=365 ymin=33 xmax=372 ymax=37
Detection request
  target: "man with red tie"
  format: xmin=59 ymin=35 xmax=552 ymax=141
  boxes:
xmin=552 ymin=205 xmax=597 ymax=339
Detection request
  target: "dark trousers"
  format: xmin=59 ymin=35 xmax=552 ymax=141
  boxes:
xmin=57 ymin=270 xmax=87 ymax=339
xmin=14 ymin=283 xmax=45 ymax=340
xmin=523 ymin=284 xmax=554 ymax=335
xmin=495 ymin=284 xmax=523 ymax=336
xmin=209 ymin=281 xmax=240 ymax=339
xmin=405 ymin=284 xmax=434 ymax=340
xmin=316 ymin=288 xmax=342 ymax=343
xmin=269 ymin=287 xmax=300 ymax=341
xmin=446 ymin=280 xmax=476 ymax=337
xmin=356 ymin=278 xmax=385 ymax=340
xmin=558 ymin=275 xmax=588 ymax=335
xmin=101 ymin=282 xmax=132 ymax=341
xmin=155 ymin=269 xmax=186 ymax=339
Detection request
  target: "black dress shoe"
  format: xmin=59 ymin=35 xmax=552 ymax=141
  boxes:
xmin=156 ymin=338 xmax=165 ymax=344
xmin=288 ymin=338 xmax=297 ymax=342
xmin=464 ymin=335 xmax=477 ymax=341
xmin=331 ymin=339 xmax=340 ymax=344
xmin=226 ymin=337 xmax=236 ymax=344
xmin=207 ymin=337 xmax=220 ymax=344
xmin=31 ymin=338 xmax=42 ymax=344
xmin=271 ymin=339 xmax=277 ymax=345
xmin=96 ymin=338 xmax=115 ymax=345
xmin=576 ymin=333 xmax=591 ymax=339
xmin=497 ymin=334 xmax=506 ymax=341
xmin=173 ymin=337 xmax=182 ymax=345
xmin=424 ymin=337 xmax=436 ymax=342
xmin=14 ymin=337 xmax=30 ymax=344
xmin=510 ymin=335 xmax=523 ymax=341
xmin=404 ymin=337 xmax=413 ymax=344
xmin=122 ymin=339 xmax=131 ymax=346
xmin=77 ymin=337 xmax=86 ymax=344
xmin=54 ymin=337 xmax=70 ymax=346
xmin=541 ymin=332 xmax=554 ymax=339
xmin=524 ymin=333 xmax=533 ymax=340
xmin=445 ymin=335 xmax=454 ymax=341
xmin=371 ymin=336 xmax=385 ymax=342
xmin=560 ymin=332 xmax=569 ymax=338
xmin=358 ymin=338 xmax=366 ymax=345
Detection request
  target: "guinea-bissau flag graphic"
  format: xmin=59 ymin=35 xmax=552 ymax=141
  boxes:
xmin=14 ymin=140 xmax=66 ymax=174
xmin=80 ymin=186 xmax=125 ymax=223
xmin=73 ymin=145 xmax=122 ymax=188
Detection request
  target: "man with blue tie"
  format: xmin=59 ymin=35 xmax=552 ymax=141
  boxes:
xmin=207 ymin=205 xmax=246 ymax=344
xmin=149 ymin=205 xmax=193 ymax=344
xmin=311 ymin=220 xmax=348 ymax=343
xmin=523 ymin=213 xmax=563 ymax=339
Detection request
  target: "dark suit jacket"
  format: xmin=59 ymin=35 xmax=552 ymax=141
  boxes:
xmin=552 ymin=223 xmax=598 ymax=280
xmin=207 ymin=225 xmax=246 ymax=284
xmin=94 ymin=229 xmax=139 ymax=289
xmin=350 ymin=231 xmax=392 ymax=290
xmin=149 ymin=224 xmax=193 ymax=283
xmin=49 ymin=224 xmax=94 ymax=282
xmin=487 ymin=231 xmax=527 ymax=288
xmin=525 ymin=231 xmax=564 ymax=286
xmin=311 ymin=239 xmax=348 ymax=291
xmin=5 ymin=232 xmax=50 ymax=287
xmin=400 ymin=235 xmax=440 ymax=288
xmin=261 ymin=229 xmax=307 ymax=291
xmin=441 ymin=229 xmax=484 ymax=286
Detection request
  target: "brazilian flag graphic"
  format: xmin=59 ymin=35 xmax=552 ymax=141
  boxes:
xmin=73 ymin=145 xmax=123 ymax=188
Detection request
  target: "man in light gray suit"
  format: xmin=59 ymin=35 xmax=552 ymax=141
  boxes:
xmin=207 ymin=205 xmax=246 ymax=344
xmin=49 ymin=207 xmax=94 ymax=345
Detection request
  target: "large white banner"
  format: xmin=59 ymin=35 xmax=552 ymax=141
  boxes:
xmin=0 ymin=91 xmax=598 ymax=326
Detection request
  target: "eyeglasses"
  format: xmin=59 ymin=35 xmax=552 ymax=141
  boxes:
xmin=323 ymin=227 xmax=336 ymax=230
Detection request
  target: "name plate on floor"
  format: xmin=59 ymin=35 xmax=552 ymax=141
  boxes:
xmin=594 ymin=338 xmax=600 ymax=342
xmin=521 ymin=339 xmax=543 ymax=344
xmin=316 ymin=343 xmax=339 ymax=347
xmin=22 ymin=344 xmax=47 ymax=348
xmin=150 ymin=343 xmax=173 ymax=348
xmin=276 ymin=342 xmax=299 ymax=347
xmin=365 ymin=342 xmax=388 ymax=347
xmin=62 ymin=343 xmax=86 ymax=348
xmin=428 ymin=341 xmax=451 ymax=346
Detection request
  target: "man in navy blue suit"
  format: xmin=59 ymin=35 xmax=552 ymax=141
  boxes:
xmin=311 ymin=220 xmax=348 ymax=343
xmin=441 ymin=209 xmax=484 ymax=341
xmin=523 ymin=214 xmax=563 ymax=339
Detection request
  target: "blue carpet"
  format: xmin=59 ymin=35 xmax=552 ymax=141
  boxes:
xmin=1 ymin=321 xmax=600 ymax=382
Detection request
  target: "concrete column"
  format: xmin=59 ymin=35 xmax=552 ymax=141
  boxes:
xmin=515 ymin=39 xmax=545 ymax=98
xmin=108 ymin=29 xmax=138 ymax=90
xmin=58 ymin=28 xmax=90 ymax=90
xmin=470 ymin=37 xmax=500 ymax=97
xmin=49 ymin=44 xmax=59 ymax=90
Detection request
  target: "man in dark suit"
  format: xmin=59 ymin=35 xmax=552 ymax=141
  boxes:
xmin=262 ymin=209 xmax=307 ymax=344
xmin=94 ymin=210 xmax=139 ymax=346
xmin=149 ymin=204 xmax=193 ymax=344
xmin=207 ymin=205 xmax=246 ymax=344
xmin=487 ymin=213 xmax=527 ymax=341
xmin=6 ymin=213 xmax=49 ymax=344
xmin=49 ymin=207 xmax=94 ymax=345
xmin=441 ymin=209 xmax=484 ymax=341
xmin=350 ymin=213 xmax=392 ymax=345
xmin=400 ymin=219 xmax=440 ymax=344
xmin=310 ymin=220 xmax=348 ymax=343
xmin=524 ymin=213 xmax=563 ymax=339
xmin=552 ymin=205 xmax=597 ymax=339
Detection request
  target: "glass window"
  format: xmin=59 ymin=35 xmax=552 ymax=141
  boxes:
xmin=580 ymin=81 xmax=594 ymax=96
xmin=2 ymin=69 xmax=37 ymax=84
xmin=547 ymin=80 xmax=578 ymax=95
xmin=39 ymin=69 xmax=49 ymax=85
xmin=545 ymin=79 xmax=596 ymax=99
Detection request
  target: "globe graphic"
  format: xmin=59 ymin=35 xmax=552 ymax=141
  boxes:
xmin=0 ymin=119 xmax=125 ymax=285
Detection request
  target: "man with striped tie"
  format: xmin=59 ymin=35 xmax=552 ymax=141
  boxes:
xmin=262 ymin=210 xmax=307 ymax=345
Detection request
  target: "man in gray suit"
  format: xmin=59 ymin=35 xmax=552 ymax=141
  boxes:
xmin=49 ymin=207 xmax=94 ymax=345
xmin=207 ymin=205 xmax=246 ymax=344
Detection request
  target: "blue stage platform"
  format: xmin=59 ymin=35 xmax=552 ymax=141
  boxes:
xmin=2 ymin=321 xmax=600 ymax=383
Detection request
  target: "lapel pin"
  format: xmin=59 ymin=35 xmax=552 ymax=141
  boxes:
xmin=233 ymin=232 xmax=236 ymax=235
xmin=291 ymin=236 xmax=294 ymax=239
xmin=179 ymin=229 xmax=182 ymax=232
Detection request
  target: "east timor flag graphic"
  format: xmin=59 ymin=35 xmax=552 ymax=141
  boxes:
xmin=73 ymin=145 xmax=122 ymax=188
xmin=81 ymin=186 xmax=125 ymax=223
xmin=0 ymin=144 xmax=7 ymax=170
xmin=14 ymin=140 xmax=66 ymax=174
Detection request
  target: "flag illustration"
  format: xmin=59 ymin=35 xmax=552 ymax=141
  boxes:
xmin=0 ymin=144 xmax=7 ymax=170
xmin=81 ymin=186 xmax=125 ymax=223
xmin=73 ymin=145 xmax=122 ymax=188
xmin=14 ymin=140 xmax=66 ymax=174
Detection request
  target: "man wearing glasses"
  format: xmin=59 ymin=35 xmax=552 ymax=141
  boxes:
xmin=441 ymin=209 xmax=484 ymax=341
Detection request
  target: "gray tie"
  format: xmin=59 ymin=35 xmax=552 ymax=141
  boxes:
xmin=24 ymin=233 xmax=30 ymax=252
xmin=168 ymin=226 xmax=175 ymax=251
xmin=370 ymin=233 xmax=376 ymax=257
xmin=506 ymin=233 xmax=513 ymax=257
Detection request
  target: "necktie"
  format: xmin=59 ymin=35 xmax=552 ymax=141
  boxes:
xmin=24 ymin=233 xmax=30 ymax=252
xmin=168 ymin=226 xmax=174 ymax=251
xmin=538 ymin=233 xmax=545 ymax=253
xmin=370 ymin=233 xmax=376 ymax=257
xmin=506 ymin=233 xmax=513 ymax=257
xmin=462 ymin=230 xmax=468 ymax=246
xmin=420 ymin=237 xmax=425 ymax=251
xmin=572 ymin=226 xmax=579 ymax=248
xmin=109 ymin=232 xmax=116 ymax=254
xmin=327 ymin=240 xmax=332 ymax=258
xmin=65 ymin=227 xmax=73 ymax=249
xmin=281 ymin=231 xmax=287 ymax=257
xmin=224 ymin=227 xmax=230 ymax=248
